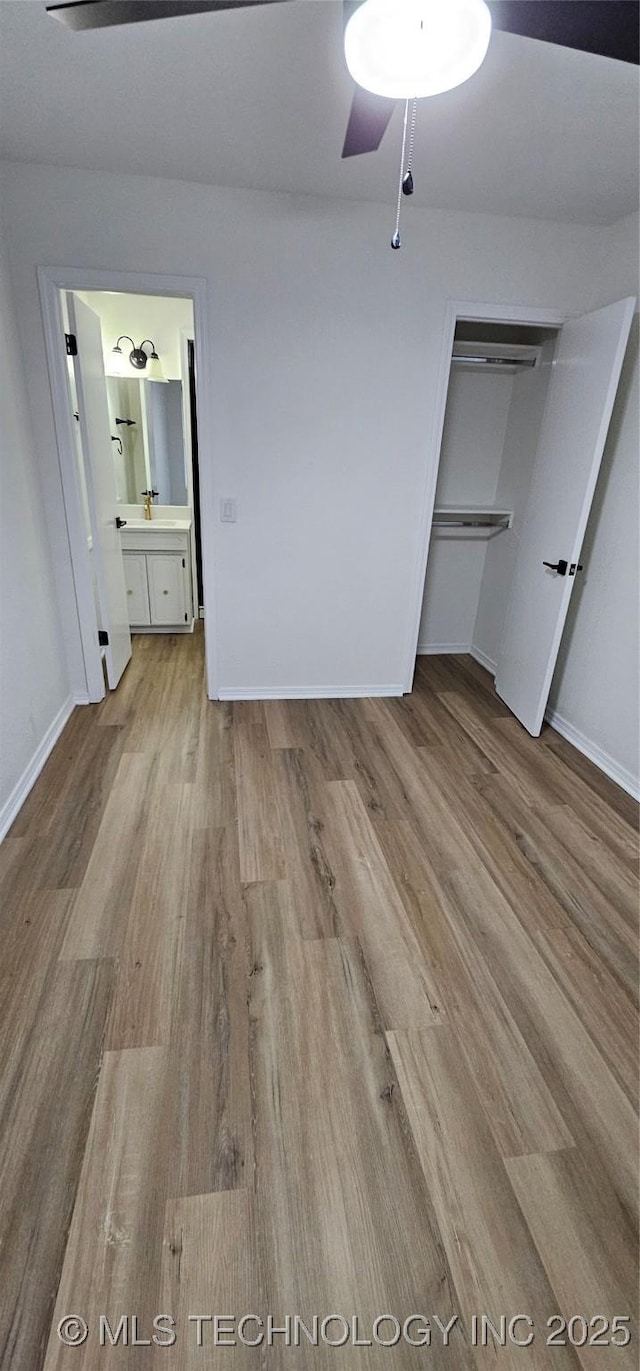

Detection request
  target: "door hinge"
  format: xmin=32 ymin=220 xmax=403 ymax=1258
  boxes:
xmin=182 ymin=557 xmax=185 ymax=568
xmin=65 ymin=332 xmax=78 ymax=356
xmin=98 ymin=629 xmax=109 ymax=646
xmin=184 ymin=612 xmax=188 ymax=622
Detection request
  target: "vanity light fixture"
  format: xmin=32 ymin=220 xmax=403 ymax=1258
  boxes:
xmin=110 ymin=336 xmax=168 ymax=382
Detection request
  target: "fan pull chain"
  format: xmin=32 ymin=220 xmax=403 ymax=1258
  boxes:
xmin=391 ymin=99 xmax=410 ymax=249
xmin=391 ymin=98 xmax=417 ymax=250
xmin=403 ymin=97 xmax=417 ymax=196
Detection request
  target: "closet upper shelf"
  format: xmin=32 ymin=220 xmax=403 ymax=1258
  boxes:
xmin=433 ymin=505 xmax=513 ymax=533
xmin=451 ymin=341 xmax=541 ymax=372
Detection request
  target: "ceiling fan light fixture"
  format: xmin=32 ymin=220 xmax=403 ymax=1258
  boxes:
xmin=344 ymin=0 xmax=492 ymax=101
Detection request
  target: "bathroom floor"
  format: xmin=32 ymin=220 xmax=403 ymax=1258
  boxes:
xmin=2 ymin=629 xmax=637 ymax=1368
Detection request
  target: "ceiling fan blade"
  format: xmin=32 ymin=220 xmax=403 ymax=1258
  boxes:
xmin=342 ymin=86 xmax=397 ymax=157
xmin=46 ymin=0 xmax=291 ymax=30
xmin=341 ymin=1 xmax=397 ymax=157
xmin=489 ymin=1 xmax=639 ymax=65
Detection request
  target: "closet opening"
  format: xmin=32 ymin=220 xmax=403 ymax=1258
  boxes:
xmin=414 ymin=297 xmax=634 ymax=736
xmin=418 ymin=318 xmax=559 ymax=669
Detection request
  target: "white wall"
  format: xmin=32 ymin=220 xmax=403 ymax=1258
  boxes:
xmin=2 ymin=161 xmax=605 ymax=706
xmin=0 ymin=163 xmax=636 ymax=793
xmin=430 ymin=368 xmax=515 ymax=507
xmin=77 ymin=290 xmax=193 ymax=380
xmin=548 ymin=213 xmax=639 ymax=795
xmin=0 ymin=189 xmax=70 ymax=838
xmin=417 ymin=366 xmax=514 ymax=651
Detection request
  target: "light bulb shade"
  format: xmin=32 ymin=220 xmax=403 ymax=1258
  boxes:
xmin=145 ymin=352 xmax=167 ymax=383
xmin=344 ymin=0 xmax=491 ymax=100
xmin=109 ymin=345 xmax=128 ymax=377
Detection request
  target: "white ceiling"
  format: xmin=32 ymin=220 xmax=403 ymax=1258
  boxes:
xmin=0 ymin=0 xmax=637 ymax=225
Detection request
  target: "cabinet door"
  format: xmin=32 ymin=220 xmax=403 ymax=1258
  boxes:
xmin=147 ymin=553 xmax=188 ymax=626
xmin=123 ymin=553 xmax=150 ymax=625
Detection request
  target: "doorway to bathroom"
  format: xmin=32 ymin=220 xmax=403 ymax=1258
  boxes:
xmin=38 ymin=267 xmax=218 ymax=702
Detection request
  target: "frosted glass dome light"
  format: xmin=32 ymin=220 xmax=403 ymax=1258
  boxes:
xmin=344 ymin=0 xmax=492 ymax=101
xmin=109 ymin=340 xmax=129 ymax=377
xmin=144 ymin=350 xmax=168 ymax=383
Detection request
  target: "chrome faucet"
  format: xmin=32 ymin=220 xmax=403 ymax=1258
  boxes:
xmin=141 ymin=488 xmax=158 ymax=521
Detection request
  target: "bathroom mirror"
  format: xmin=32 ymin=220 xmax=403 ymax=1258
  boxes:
xmin=106 ymin=376 xmax=188 ymax=506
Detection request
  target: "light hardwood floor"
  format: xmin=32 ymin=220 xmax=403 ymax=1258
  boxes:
xmin=1 ymin=631 xmax=637 ymax=1368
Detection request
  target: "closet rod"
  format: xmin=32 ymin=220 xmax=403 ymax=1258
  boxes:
xmin=452 ymin=353 xmax=536 ymax=368
xmin=433 ymin=517 xmax=511 ymax=529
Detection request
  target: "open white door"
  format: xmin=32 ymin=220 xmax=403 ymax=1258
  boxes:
xmin=67 ymin=294 xmax=132 ymax=689
xmin=495 ymin=296 xmax=634 ymax=735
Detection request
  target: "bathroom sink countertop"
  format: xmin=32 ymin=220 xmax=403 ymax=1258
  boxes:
xmin=122 ymin=517 xmax=192 ymax=531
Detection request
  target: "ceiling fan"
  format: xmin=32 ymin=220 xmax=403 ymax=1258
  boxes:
xmin=46 ymin=0 xmax=639 ymax=161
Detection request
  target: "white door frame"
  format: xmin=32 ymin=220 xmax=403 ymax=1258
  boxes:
xmin=179 ymin=325 xmax=200 ymax=622
xmin=38 ymin=266 xmax=219 ymax=700
xmin=402 ymin=298 xmax=568 ymax=691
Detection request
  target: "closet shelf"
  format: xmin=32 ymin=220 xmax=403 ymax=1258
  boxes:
xmin=432 ymin=505 xmax=513 ymax=533
xmin=451 ymin=343 xmax=541 ymax=372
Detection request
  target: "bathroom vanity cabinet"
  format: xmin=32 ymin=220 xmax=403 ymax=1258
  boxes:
xmin=120 ymin=524 xmax=193 ymax=631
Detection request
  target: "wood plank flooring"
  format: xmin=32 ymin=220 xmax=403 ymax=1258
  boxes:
xmin=1 ymin=632 xmax=637 ymax=1369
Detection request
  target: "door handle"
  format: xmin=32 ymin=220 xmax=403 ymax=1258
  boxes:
xmin=543 ymin=559 xmax=568 ymax=575
xmin=115 ymin=517 xmax=127 ymax=529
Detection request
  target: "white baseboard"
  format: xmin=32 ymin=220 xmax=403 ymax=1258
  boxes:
xmin=416 ymin=642 xmax=471 ymax=656
xmin=219 ymin=684 xmax=405 ymax=701
xmin=131 ymin=622 xmax=194 ymax=635
xmin=0 ymin=696 xmax=75 ymax=843
xmin=470 ymin=644 xmax=497 ymax=676
xmin=544 ymin=707 xmax=639 ymax=801
xmin=467 ymin=646 xmax=637 ymax=801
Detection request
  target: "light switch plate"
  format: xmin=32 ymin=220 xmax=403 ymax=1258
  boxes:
xmin=220 ymin=498 xmax=237 ymax=523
